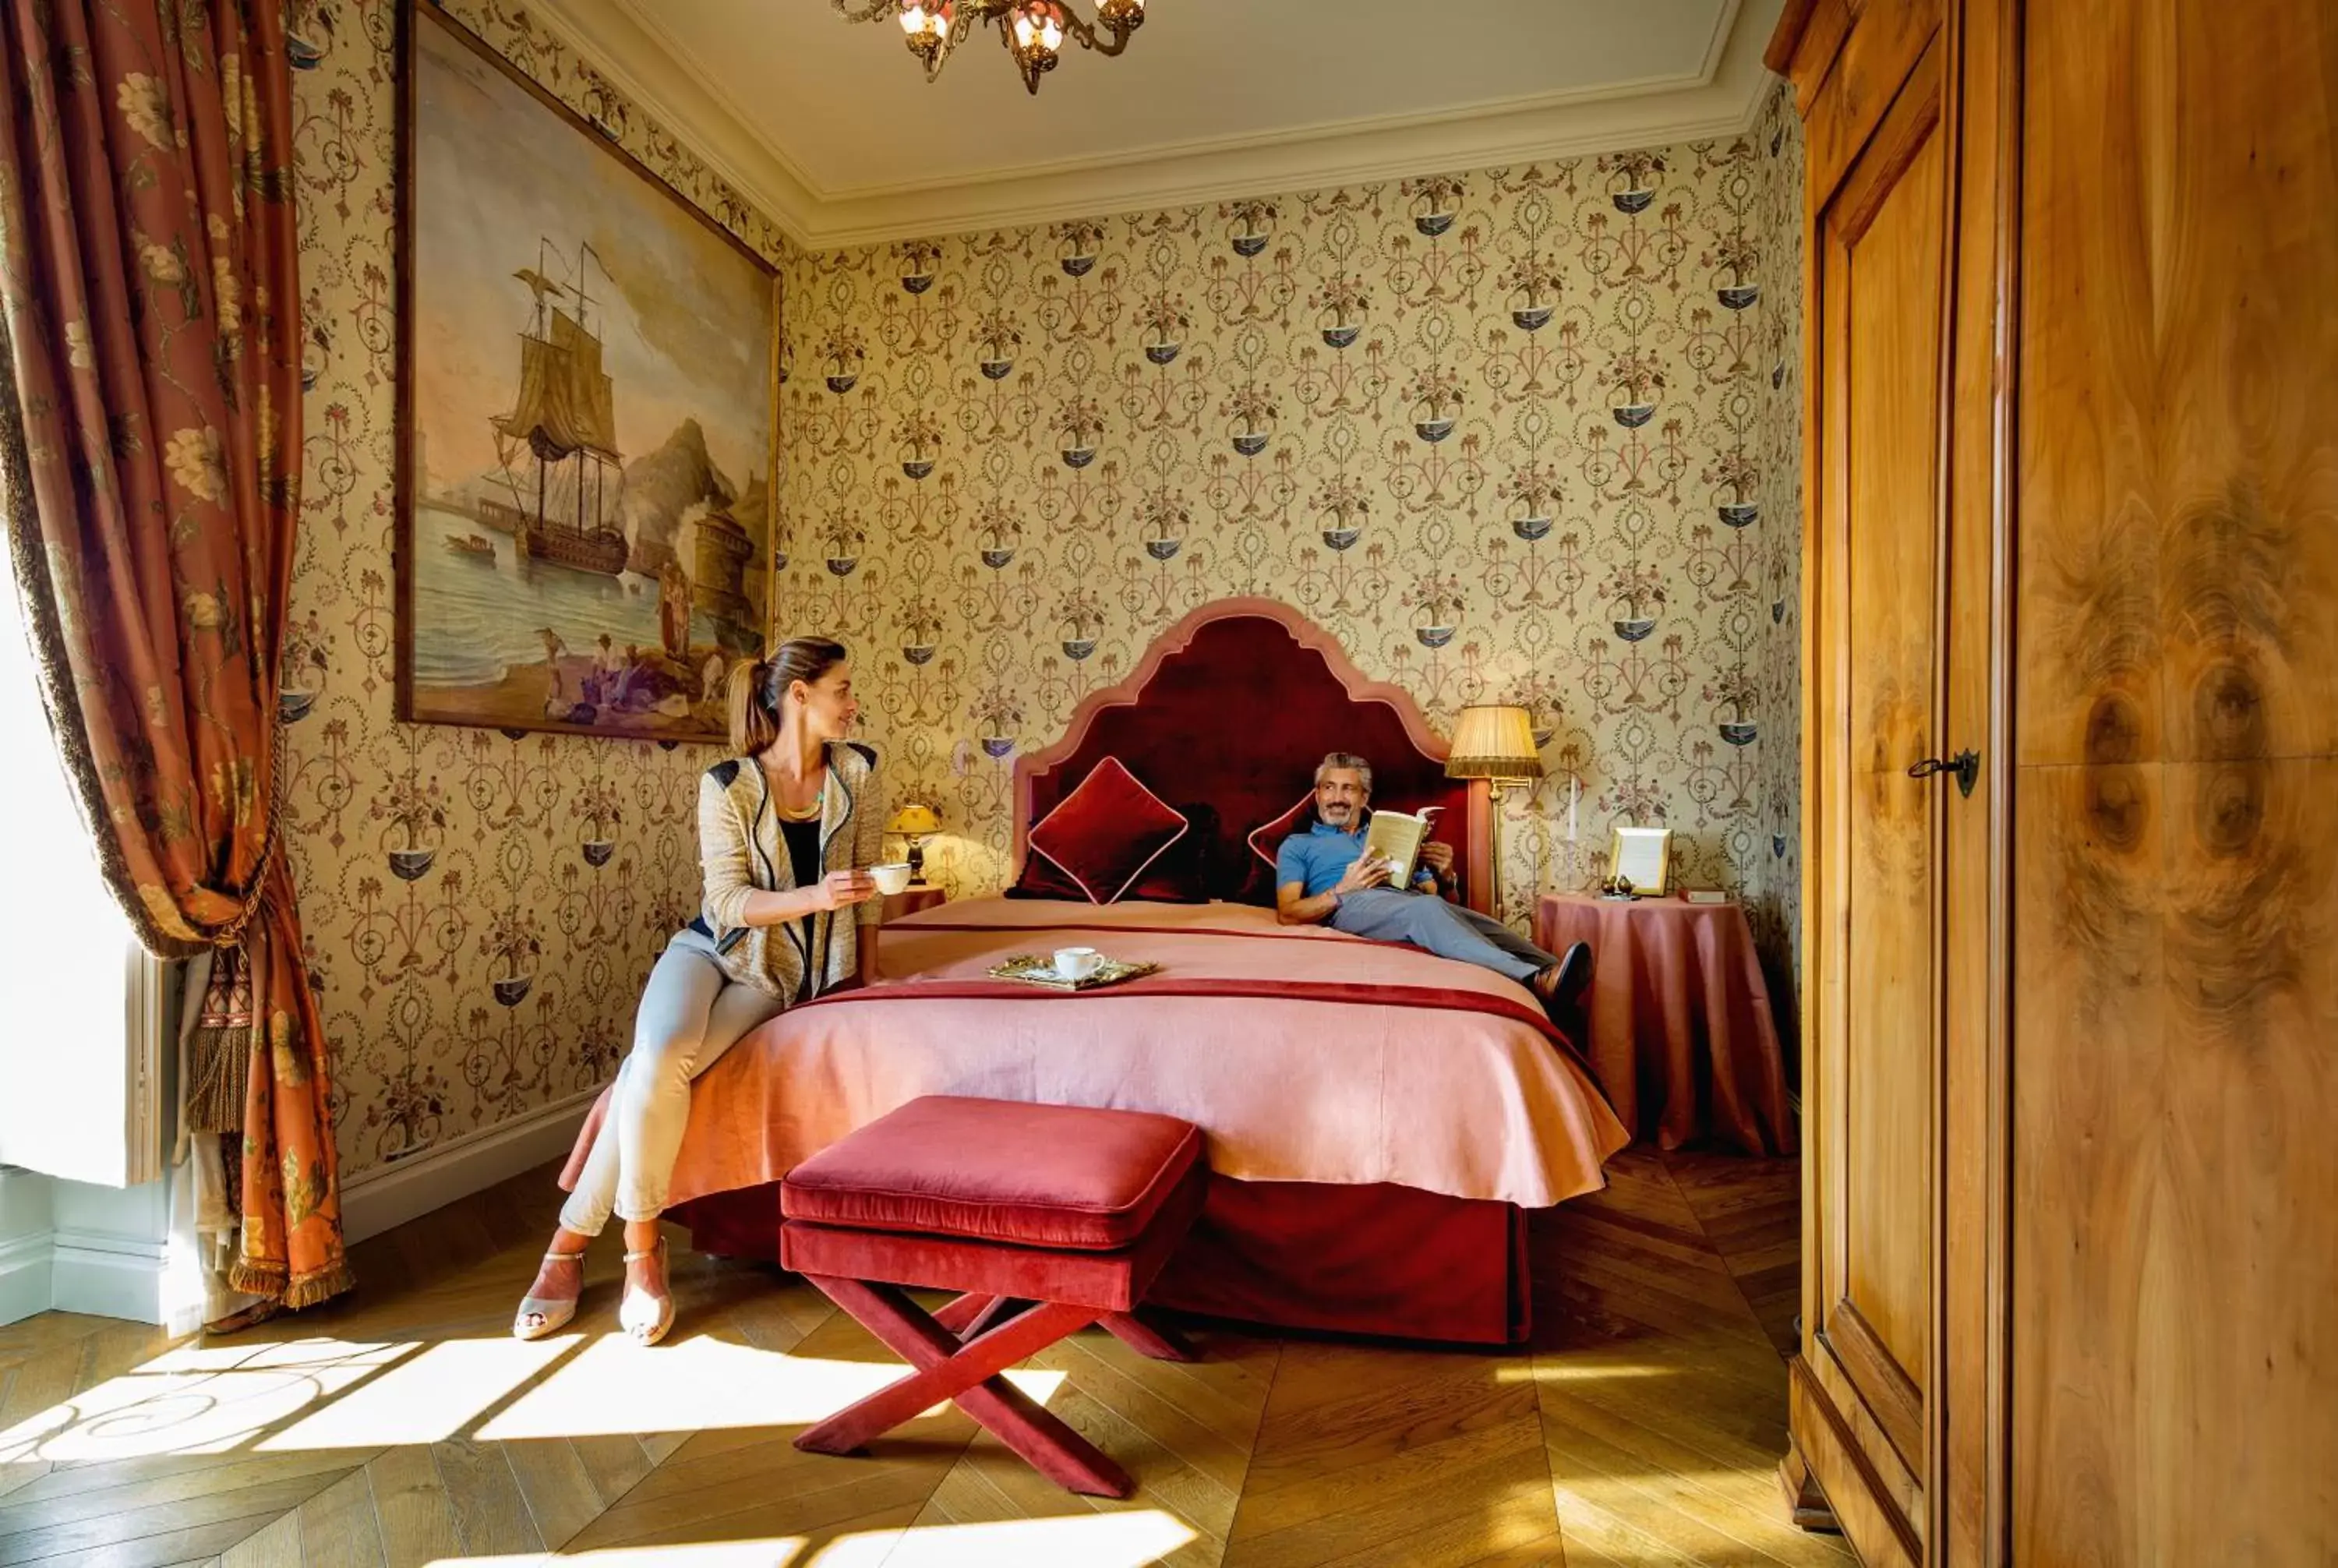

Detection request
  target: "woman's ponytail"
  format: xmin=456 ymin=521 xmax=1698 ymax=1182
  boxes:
xmin=726 ymin=637 xmax=847 ymax=755
xmin=727 ymin=657 xmax=776 ymax=756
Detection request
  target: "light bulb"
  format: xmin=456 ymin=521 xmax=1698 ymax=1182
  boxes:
xmin=899 ymin=3 xmax=924 ymax=34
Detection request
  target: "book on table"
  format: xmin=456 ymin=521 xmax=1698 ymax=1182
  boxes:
xmin=1362 ymin=806 xmax=1442 ymax=888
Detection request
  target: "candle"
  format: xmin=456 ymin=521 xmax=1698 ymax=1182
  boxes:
xmin=1567 ymin=773 xmax=1579 ymax=842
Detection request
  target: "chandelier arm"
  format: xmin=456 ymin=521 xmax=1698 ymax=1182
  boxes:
xmin=831 ymin=0 xmax=899 ymax=21
xmin=924 ymin=15 xmax=969 ymax=82
xmin=1053 ymin=7 xmax=1139 ymax=54
xmin=995 ymin=18 xmax=1043 ymax=94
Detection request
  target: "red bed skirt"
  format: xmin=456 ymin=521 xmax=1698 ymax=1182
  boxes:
xmin=671 ymin=1175 xmax=1528 ymax=1347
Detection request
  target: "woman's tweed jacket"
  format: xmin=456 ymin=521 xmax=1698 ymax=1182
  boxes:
xmin=694 ymin=740 xmax=884 ymax=1001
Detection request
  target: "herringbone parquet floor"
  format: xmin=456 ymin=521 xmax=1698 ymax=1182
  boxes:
xmin=0 ymin=1148 xmax=1850 ymax=1567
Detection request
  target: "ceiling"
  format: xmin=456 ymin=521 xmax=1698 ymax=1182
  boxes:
xmin=526 ymin=0 xmax=1785 ymax=247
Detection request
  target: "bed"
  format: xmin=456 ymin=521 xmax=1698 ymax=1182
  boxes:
xmin=561 ymin=596 xmax=1629 ymax=1344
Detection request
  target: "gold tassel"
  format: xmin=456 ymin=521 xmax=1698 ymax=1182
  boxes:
xmin=282 ymin=1261 xmax=357 ymax=1310
xmin=186 ymin=948 xmax=256 ymax=1135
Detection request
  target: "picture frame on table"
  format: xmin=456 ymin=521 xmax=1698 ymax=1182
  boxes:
xmin=1605 ymin=825 xmax=1672 ymax=897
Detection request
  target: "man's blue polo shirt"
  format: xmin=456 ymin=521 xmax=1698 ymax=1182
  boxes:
xmin=1275 ymin=816 xmax=1432 ymax=897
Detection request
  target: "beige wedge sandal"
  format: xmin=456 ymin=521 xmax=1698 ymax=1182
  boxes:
xmin=619 ymin=1234 xmax=675 ymax=1347
xmin=512 ymin=1249 xmax=584 ymax=1340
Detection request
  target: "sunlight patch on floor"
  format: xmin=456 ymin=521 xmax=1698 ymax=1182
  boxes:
xmin=420 ymin=1509 xmax=1195 ymax=1567
xmin=258 ymin=1332 xmax=580 ymax=1449
xmin=0 ymin=1337 xmax=416 ymax=1462
xmin=477 ymin=1333 xmax=1068 ymax=1440
xmin=427 ymin=1540 xmax=807 ymax=1567
xmin=822 ymin=1510 xmax=1196 ymax=1567
xmin=1496 ymin=1360 xmax=1674 ymax=1383
xmin=0 ymin=1330 xmax=1068 ymax=1464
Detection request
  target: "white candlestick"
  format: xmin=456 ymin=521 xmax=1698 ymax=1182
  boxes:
xmin=1567 ymin=774 xmax=1579 ymax=842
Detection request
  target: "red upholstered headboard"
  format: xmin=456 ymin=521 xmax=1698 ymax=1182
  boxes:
xmin=1011 ymin=598 xmax=1493 ymax=913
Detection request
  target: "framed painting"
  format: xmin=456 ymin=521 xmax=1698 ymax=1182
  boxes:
xmin=394 ymin=0 xmax=779 ymax=741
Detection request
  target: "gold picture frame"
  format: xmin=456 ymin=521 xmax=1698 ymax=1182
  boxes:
xmin=394 ymin=0 xmax=779 ymax=743
xmin=1606 ymin=825 xmax=1673 ymax=896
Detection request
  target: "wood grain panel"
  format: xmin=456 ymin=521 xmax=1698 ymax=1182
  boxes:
xmin=1790 ymin=1363 xmax=1918 ymax=1568
xmin=1835 ymin=86 xmax=1944 ymax=1394
xmin=2012 ymin=0 xmax=2338 ymax=1561
xmin=1937 ymin=2 xmax=2018 ymax=1559
xmin=1800 ymin=0 xmax=1945 ymax=205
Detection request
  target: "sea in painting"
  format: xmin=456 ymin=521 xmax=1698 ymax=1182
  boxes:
xmin=402 ymin=5 xmax=774 ymax=740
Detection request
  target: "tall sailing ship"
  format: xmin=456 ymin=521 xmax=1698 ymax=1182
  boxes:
xmin=486 ymin=241 xmax=630 ymax=576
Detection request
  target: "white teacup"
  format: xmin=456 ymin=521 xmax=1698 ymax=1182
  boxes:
xmin=1053 ymin=945 xmax=1104 ymax=980
xmin=871 ymin=862 xmax=913 ymax=895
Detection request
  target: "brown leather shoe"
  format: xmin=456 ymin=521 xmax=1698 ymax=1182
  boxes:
xmin=1530 ymin=943 xmax=1595 ymax=1031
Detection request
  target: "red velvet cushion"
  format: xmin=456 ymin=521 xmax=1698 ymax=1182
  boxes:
xmin=1239 ymin=791 xmax=1317 ymax=903
xmin=1026 ymin=757 xmax=1188 ymax=904
xmin=1009 ymin=800 xmax=1217 ymax=904
xmin=782 ymin=1096 xmax=1206 ymax=1251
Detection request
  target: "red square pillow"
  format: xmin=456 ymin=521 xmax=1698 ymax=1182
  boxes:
xmin=1008 ymin=797 xmax=1215 ymax=904
xmin=1026 ymin=757 xmax=1190 ymax=904
xmin=1239 ymin=791 xmax=1318 ymax=904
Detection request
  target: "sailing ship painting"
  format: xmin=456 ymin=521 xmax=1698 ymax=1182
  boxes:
xmin=398 ymin=2 xmax=775 ymax=741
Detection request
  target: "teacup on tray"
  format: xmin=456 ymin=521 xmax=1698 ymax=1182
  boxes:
xmin=1053 ymin=945 xmax=1104 ymax=980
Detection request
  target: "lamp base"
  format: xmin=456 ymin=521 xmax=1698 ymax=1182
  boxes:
xmin=906 ymin=840 xmax=927 ymax=885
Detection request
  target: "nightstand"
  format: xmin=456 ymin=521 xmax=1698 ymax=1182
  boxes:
xmin=1535 ymin=891 xmax=1794 ymax=1156
xmin=881 ymin=885 xmax=947 ymax=923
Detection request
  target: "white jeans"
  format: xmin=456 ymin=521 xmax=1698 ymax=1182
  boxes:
xmin=560 ymin=929 xmax=786 ymax=1235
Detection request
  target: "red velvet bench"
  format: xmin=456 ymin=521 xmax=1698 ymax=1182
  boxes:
xmin=779 ymin=1095 xmax=1208 ymax=1498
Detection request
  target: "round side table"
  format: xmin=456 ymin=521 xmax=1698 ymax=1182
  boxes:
xmin=1535 ymin=892 xmax=1796 ymax=1156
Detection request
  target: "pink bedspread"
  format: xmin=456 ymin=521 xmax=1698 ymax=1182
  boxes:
xmin=560 ymin=898 xmax=1630 ymax=1211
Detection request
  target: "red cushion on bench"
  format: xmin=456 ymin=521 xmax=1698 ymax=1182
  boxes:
xmin=781 ymin=1096 xmax=1204 ymax=1252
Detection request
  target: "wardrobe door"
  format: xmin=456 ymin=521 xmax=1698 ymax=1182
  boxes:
xmin=1795 ymin=26 xmax=1953 ymax=1567
xmin=2011 ymin=0 xmax=2338 ymax=1559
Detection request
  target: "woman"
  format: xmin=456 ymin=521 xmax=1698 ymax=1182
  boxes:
xmin=514 ymin=637 xmax=885 ymax=1344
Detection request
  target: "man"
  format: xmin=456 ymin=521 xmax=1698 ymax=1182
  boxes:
xmin=1276 ymin=751 xmax=1591 ymax=1019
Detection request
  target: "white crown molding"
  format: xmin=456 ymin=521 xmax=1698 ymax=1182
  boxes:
xmin=520 ymin=0 xmax=821 ymax=248
xmin=520 ymin=0 xmax=1782 ymax=251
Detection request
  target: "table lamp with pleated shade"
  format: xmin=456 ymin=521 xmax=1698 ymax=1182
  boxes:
xmin=888 ymin=802 xmax=941 ymax=884
xmin=1445 ymin=705 xmax=1546 ymax=787
xmin=1444 ymin=705 xmax=1545 ymax=917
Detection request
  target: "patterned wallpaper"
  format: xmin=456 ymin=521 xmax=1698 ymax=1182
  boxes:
xmin=283 ymin=0 xmax=793 ymax=1181
xmin=775 ymin=90 xmax=1806 ymax=1006
xmin=285 ymin=0 xmax=1804 ymax=1185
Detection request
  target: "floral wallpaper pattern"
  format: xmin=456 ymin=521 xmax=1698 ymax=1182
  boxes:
xmin=287 ymin=0 xmax=1805 ymax=1185
xmin=775 ymin=88 xmax=1807 ymax=1013
xmin=283 ymin=0 xmax=792 ymax=1181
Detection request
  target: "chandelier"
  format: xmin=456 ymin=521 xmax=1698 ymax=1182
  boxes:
xmin=832 ymin=1 xmax=1147 ymax=95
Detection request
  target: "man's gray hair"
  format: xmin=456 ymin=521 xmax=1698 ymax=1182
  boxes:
xmin=1314 ymin=751 xmax=1373 ymax=793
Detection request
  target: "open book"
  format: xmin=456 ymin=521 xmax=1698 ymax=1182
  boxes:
xmin=1363 ymin=806 xmax=1443 ymax=888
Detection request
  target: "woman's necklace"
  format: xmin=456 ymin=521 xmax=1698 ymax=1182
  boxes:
xmin=765 ymin=758 xmax=825 ymax=821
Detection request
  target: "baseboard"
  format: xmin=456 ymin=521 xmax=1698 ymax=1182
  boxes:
xmin=49 ymin=1227 xmax=171 ymax=1326
xmin=0 ymin=1230 xmax=54 ymax=1328
xmin=341 ymin=1089 xmax=601 ymax=1245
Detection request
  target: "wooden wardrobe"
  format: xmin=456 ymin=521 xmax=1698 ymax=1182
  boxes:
xmin=1770 ymin=0 xmax=2335 ymax=1563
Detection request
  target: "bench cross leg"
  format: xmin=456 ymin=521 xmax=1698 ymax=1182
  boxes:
xmin=795 ymin=1274 xmax=1132 ymax=1497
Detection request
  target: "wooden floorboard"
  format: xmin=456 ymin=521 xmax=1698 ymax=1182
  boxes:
xmin=0 ymin=1149 xmax=1849 ymax=1566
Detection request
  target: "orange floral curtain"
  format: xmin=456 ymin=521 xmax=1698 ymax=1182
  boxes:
xmin=0 ymin=0 xmax=348 ymax=1310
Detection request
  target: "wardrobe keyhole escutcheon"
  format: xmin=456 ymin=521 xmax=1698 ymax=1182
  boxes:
xmin=1905 ymin=750 xmax=1979 ymax=798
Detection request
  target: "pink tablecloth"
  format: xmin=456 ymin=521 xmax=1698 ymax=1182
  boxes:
xmin=1535 ymin=893 xmax=1796 ymax=1156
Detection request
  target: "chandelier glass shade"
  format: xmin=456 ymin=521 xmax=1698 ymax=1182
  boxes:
xmin=833 ymin=0 xmax=1146 ymax=94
